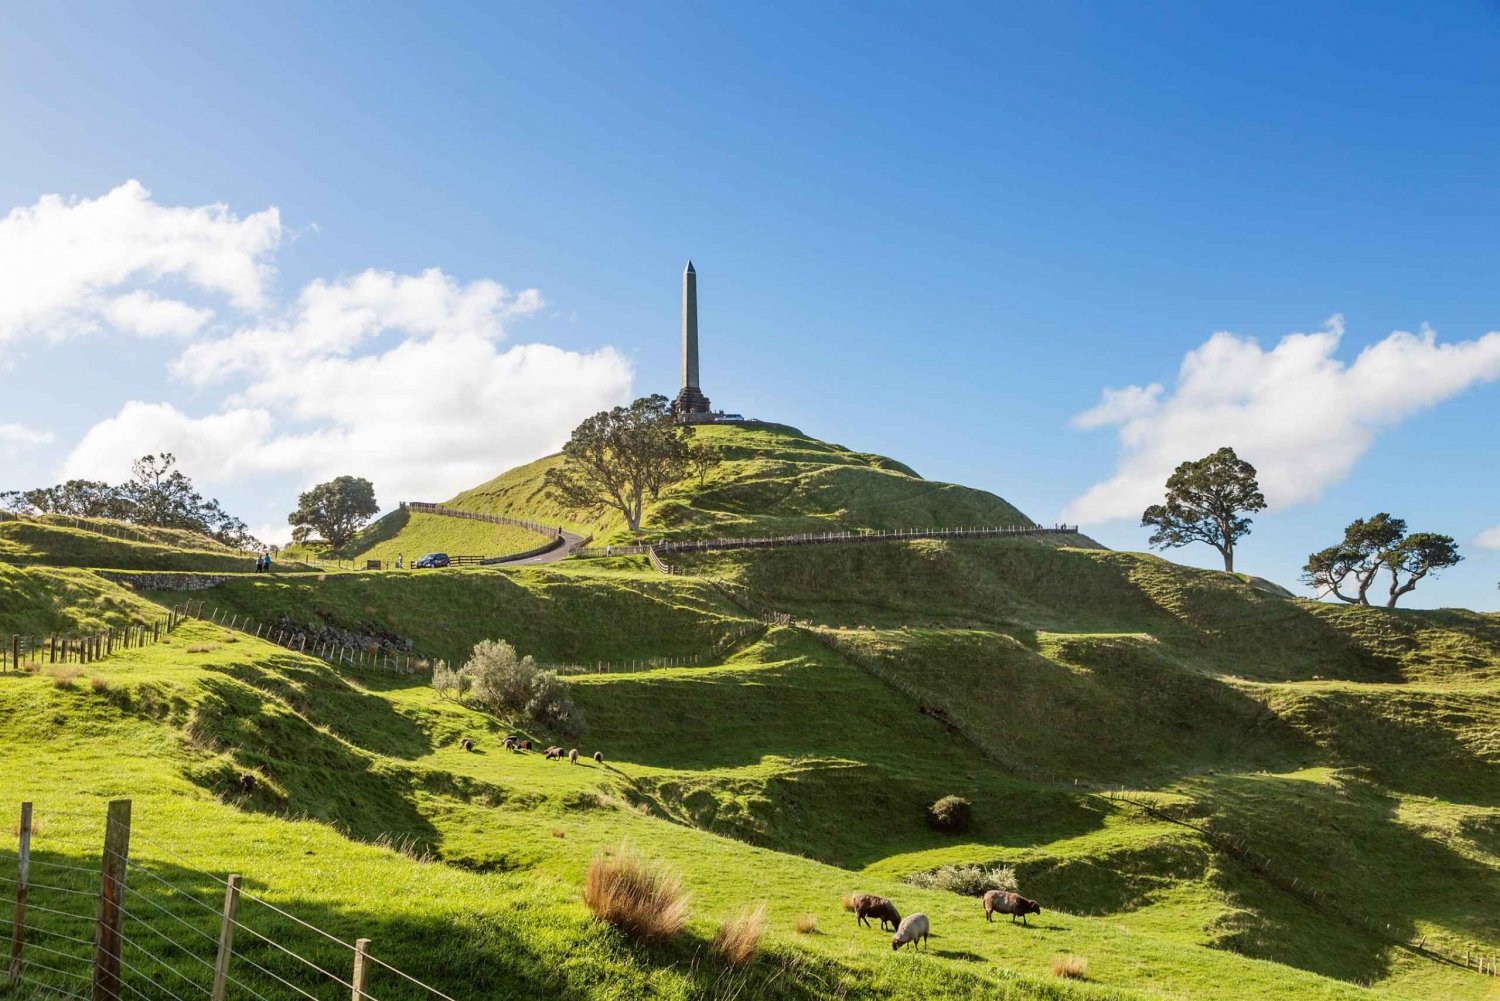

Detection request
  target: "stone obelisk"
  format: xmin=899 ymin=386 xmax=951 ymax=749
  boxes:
xmin=672 ymin=260 xmax=711 ymax=418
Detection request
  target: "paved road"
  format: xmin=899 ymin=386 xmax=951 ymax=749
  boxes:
xmin=497 ymin=530 xmax=588 ymax=567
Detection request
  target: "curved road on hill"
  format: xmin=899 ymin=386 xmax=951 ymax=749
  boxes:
xmin=498 ymin=530 xmax=588 ymax=566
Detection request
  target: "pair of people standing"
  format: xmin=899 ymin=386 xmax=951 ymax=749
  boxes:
xmin=254 ymin=552 xmax=273 ymax=573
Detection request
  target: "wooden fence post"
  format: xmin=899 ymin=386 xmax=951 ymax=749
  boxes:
xmin=92 ymin=799 xmax=131 ymax=1001
xmin=352 ymin=938 xmax=371 ymax=1001
xmin=8 ymin=802 xmax=31 ymax=988
xmin=211 ymin=874 xmax=241 ymax=1001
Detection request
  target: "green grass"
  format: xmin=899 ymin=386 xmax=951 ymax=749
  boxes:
xmin=4 ymin=426 xmax=1499 ymax=1000
xmin=447 ymin=423 xmax=1044 ymax=545
xmin=0 ymin=563 xmax=168 ymax=635
xmin=335 ymin=507 xmax=554 ymax=566
xmin=0 ymin=518 xmax=267 ymax=572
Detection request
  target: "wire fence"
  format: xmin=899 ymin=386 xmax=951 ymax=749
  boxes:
xmin=3 ymin=801 xmax=466 ymax=1001
xmin=3 ymin=609 xmax=187 ymax=674
xmin=178 ymin=602 xmax=435 ymax=677
xmin=540 ymin=620 xmax=766 ymax=675
xmin=579 ymin=523 xmax=1082 ymax=566
xmin=401 ymin=503 xmax=563 ymax=540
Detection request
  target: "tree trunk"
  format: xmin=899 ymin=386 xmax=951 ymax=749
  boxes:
xmin=1221 ymin=547 xmax=1234 ymax=573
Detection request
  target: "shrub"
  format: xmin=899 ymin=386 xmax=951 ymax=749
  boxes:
xmin=795 ymin=913 xmax=818 ymax=934
xmin=583 ymin=845 xmax=688 ymax=944
xmin=926 ymin=795 xmax=972 ymax=832
xmin=903 ymin=863 xmax=1017 ymax=897
xmin=459 ymin=639 xmax=586 ymax=739
xmin=431 ymin=661 xmax=459 ymax=697
xmin=1052 ymin=954 xmax=1088 ymax=979
xmin=713 ymin=903 xmax=767 ymax=968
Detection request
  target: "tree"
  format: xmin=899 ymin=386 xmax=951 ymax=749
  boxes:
xmin=544 ymin=395 xmax=692 ymax=532
xmin=122 ymin=453 xmax=206 ymax=528
xmin=0 ymin=480 xmax=130 ymax=519
xmin=685 ymin=441 xmax=719 ymax=487
xmin=1140 ymin=447 xmax=1266 ymax=572
xmin=287 ymin=476 xmax=379 ymax=551
xmin=1302 ymin=513 xmax=1462 ymax=607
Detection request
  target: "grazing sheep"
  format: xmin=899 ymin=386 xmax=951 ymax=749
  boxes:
xmin=518 ymin=739 xmax=533 ymax=751
xmin=568 ymin=748 xmax=578 ymax=764
xmin=502 ymin=736 xmax=518 ymax=750
xmin=593 ymin=751 xmax=603 ymax=764
xmin=891 ymin=913 xmax=929 ymax=951
xmin=850 ymin=894 xmax=901 ymax=931
xmin=545 ymin=747 xmax=563 ymax=760
xmin=238 ymin=773 xmax=257 ymax=793
xmin=983 ymin=890 xmax=1041 ymax=926
xmin=460 ymin=738 xmax=474 ymax=752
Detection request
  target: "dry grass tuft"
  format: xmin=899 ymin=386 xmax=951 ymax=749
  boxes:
xmin=49 ymin=667 xmax=81 ymax=689
xmin=551 ymin=828 xmax=567 ymax=839
xmin=840 ymin=892 xmax=858 ymax=913
xmin=713 ymin=903 xmax=767 ymax=968
xmin=1052 ymin=954 xmax=1088 ymax=980
xmin=794 ymin=913 xmax=818 ymax=935
xmin=186 ymin=643 xmax=220 ymax=654
xmin=12 ymin=816 xmax=47 ymax=838
xmin=583 ymin=844 xmax=689 ymax=944
xmin=89 ymin=675 xmax=110 ymax=693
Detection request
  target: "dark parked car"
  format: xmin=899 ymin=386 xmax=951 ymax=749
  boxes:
xmin=413 ymin=553 xmax=451 ymax=569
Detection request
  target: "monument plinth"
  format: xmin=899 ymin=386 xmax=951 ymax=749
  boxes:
xmin=671 ymin=260 xmax=713 ymax=420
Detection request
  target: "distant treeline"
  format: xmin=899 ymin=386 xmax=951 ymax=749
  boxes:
xmin=0 ymin=452 xmax=259 ymax=550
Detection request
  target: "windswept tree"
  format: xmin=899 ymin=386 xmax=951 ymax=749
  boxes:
xmin=288 ymin=476 xmax=379 ymax=550
xmin=544 ymin=395 xmax=692 ymax=532
xmin=2 ymin=454 xmax=256 ymax=549
xmin=1141 ymin=446 xmax=1267 ymax=572
xmin=1303 ymin=514 xmax=1462 ymax=607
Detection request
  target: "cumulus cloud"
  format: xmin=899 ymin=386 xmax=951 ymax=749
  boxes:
xmin=1477 ymin=526 xmax=1500 ymax=550
xmin=0 ymin=179 xmax=279 ymax=345
xmin=1065 ymin=316 xmax=1500 ymax=523
xmin=0 ymin=423 xmax=54 ymax=458
xmin=64 ymin=263 xmax=629 ymax=505
xmin=105 ymin=291 xmax=214 ymax=338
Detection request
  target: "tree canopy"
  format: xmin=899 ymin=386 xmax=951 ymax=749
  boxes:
xmin=1 ymin=453 xmax=257 ymax=549
xmin=1140 ymin=446 xmax=1266 ymax=572
xmin=287 ymin=476 xmax=380 ymax=550
xmin=543 ymin=395 xmax=692 ymax=532
xmin=1302 ymin=513 xmax=1462 ymax=607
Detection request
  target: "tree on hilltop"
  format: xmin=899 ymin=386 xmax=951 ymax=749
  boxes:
xmin=1141 ymin=446 xmax=1266 ymax=573
xmin=544 ymin=395 xmax=692 ymax=532
xmin=1303 ymin=513 xmax=1462 ymax=607
xmin=288 ymin=476 xmax=379 ymax=550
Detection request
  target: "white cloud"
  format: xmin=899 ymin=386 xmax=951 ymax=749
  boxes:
xmin=0 ymin=180 xmax=279 ymax=345
xmin=63 ymin=263 xmax=628 ymax=506
xmin=172 ymin=267 xmax=541 ymax=384
xmin=1477 ymin=526 xmax=1500 ymax=550
xmin=1065 ymin=316 xmax=1500 ymax=523
xmin=0 ymin=423 xmax=53 ymax=458
xmin=61 ymin=402 xmax=275 ymax=485
xmin=106 ymin=291 xmax=214 ymax=338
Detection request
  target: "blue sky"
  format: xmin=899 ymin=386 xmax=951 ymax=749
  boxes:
xmin=1 ymin=1 xmax=1497 ymax=608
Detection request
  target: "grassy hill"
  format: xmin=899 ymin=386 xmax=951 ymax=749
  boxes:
xmin=2 ymin=425 xmax=1497 ymax=1000
xmin=447 ymin=423 xmax=1054 ymax=545
xmin=324 ymin=507 xmax=554 ymax=566
xmin=0 ymin=516 xmax=267 ymax=572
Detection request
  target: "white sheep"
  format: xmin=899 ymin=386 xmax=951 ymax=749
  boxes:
xmin=891 ymin=913 xmax=929 ymax=951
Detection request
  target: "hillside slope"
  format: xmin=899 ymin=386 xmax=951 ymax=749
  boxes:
xmin=447 ymin=423 xmax=1058 ymax=545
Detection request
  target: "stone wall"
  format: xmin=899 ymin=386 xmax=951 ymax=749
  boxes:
xmin=96 ymin=571 xmax=227 ymax=592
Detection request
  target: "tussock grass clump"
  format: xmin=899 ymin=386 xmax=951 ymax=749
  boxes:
xmin=926 ymin=794 xmax=972 ymax=832
xmin=583 ymin=845 xmax=688 ymax=944
xmin=49 ymin=667 xmax=81 ymax=689
xmin=89 ymin=675 xmax=110 ymax=693
xmin=1052 ymin=954 xmax=1088 ymax=979
xmin=794 ymin=913 xmax=818 ymax=934
xmin=903 ymin=863 xmax=1016 ymax=897
xmin=713 ymin=903 xmax=767 ymax=968
xmin=186 ymin=643 xmax=219 ymax=654
xmin=840 ymin=892 xmax=858 ymax=913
